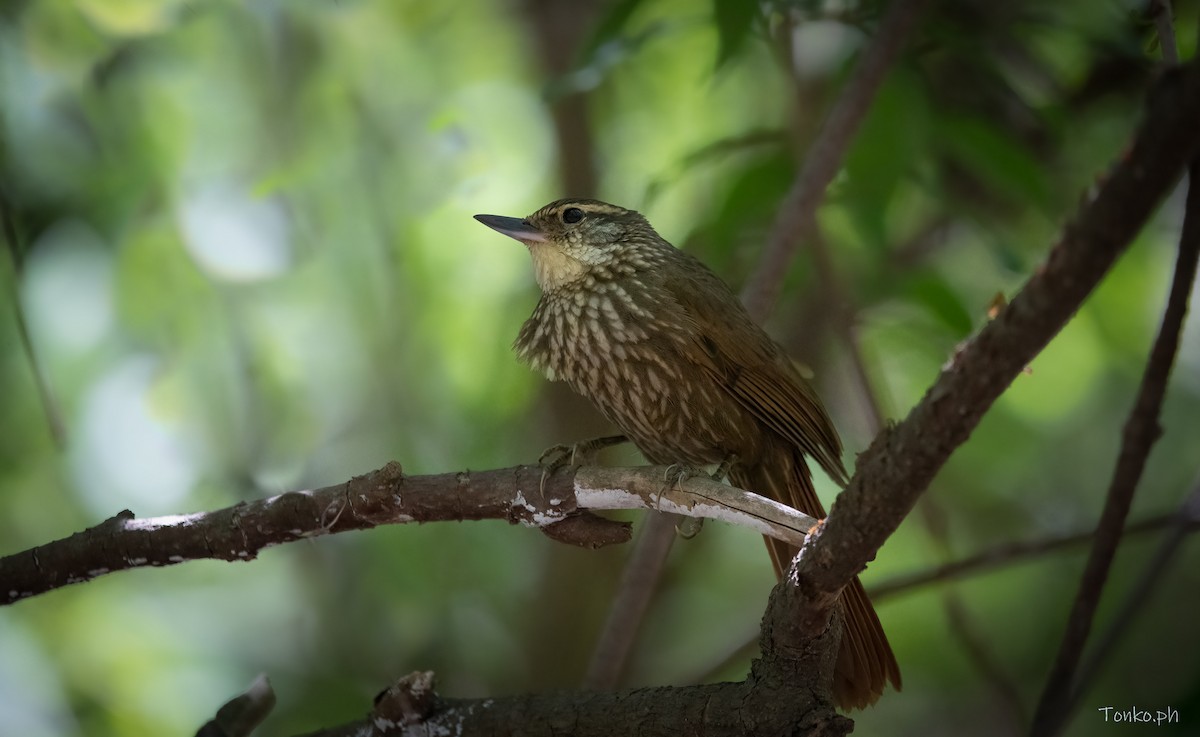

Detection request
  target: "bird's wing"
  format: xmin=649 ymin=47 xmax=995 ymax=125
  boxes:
xmin=665 ymin=265 xmax=849 ymax=486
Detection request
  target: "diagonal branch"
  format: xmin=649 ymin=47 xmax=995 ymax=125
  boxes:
xmin=795 ymin=57 xmax=1200 ymax=606
xmin=741 ymin=0 xmax=933 ymax=320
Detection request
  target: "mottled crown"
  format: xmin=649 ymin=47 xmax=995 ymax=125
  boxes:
xmin=527 ymin=199 xmax=655 ymax=244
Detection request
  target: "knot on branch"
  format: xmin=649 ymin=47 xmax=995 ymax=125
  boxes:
xmin=373 ymin=670 xmax=438 ymax=731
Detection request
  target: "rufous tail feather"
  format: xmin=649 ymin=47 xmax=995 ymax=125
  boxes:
xmin=730 ymin=450 xmax=901 ymax=710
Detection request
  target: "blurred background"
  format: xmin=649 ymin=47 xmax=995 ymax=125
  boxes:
xmin=2 ymin=0 xmax=1199 ymax=735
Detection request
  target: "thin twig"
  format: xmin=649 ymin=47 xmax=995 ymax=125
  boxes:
xmin=1071 ymin=473 xmax=1200 ymax=707
xmin=584 ymin=511 xmax=681 ymax=689
xmin=0 ymin=190 xmax=67 ymax=448
xmin=808 ymin=230 xmax=889 ymax=432
xmin=869 ymin=512 xmax=1192 ymax=601
xmin=682 ymin=508 xmax=1197 ymax=686
xmin=1149 ymin=0 xmax=1180 ymax=66
xmin=1029 ymin=156 xmax=1200 ymax=737
xmin=741 ymin=0 xmax=932 ymax=320
xmin=944 ymin=595 xmax=1028 ymax=729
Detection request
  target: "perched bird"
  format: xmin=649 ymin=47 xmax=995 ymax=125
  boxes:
xmin=475 ymin=198 xmax=900 ymax=709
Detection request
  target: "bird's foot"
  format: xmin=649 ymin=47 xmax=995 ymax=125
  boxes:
xmin=675 ymin=515 xmax=704 ymax=539
xmin=537 ymin=435 xmax=628 ymax=493
xmin=660 ymin=457 xmax=736 ymax=540
xmin=711 ymin=454 xmax=737 ymax=484
xmin=661 ymin=454 xmax=738 ymax=488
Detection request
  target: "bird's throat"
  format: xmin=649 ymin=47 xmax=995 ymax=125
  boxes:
xmin=529 ymin=243 xmax=587 ymax=292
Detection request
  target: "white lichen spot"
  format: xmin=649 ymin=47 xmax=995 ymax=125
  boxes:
xmin=168 ymin=555 xmax=184 ymax=563
xmin=512 ymin=490 xmax=537 ymax=512
xmin=528 ymin=510 xmax=565 ymax=527
xmin=123 ymin=512 xmax=207 ymax=531
xmin=803 ymin=521 xmax=824 ymax=547
xmin=424 ymin=720 xmax=455 ymax=737
xmin=574 ymin=485 xmax=645 ymax=510
xmin=87 ymin=568 xmax=109 ymax=577
xmin=126 ymin=557 xmax=147 ymax=565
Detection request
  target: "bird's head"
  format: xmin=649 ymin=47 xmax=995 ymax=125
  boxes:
xmin=474 ymin=199 xmax=659 ymax=292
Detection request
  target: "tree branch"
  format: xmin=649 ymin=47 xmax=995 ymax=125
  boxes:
xmin=0 ymin=188 xmax=68 ymax=448
xmin=795 ymin=57 xmax=1200 ymax=604
xmin=270 ymin=548 xmax=852 ymax=737
xmin=583 ymin=510 xmax=679 ymax=689
xmin=0 ymin=463 xmax=819 ymax=605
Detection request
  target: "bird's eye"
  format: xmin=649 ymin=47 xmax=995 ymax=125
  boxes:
xmin=562 ymin=207 xmax=584 ymax=224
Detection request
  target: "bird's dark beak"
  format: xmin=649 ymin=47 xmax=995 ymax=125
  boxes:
xmin=474 ymin=214 xmax=548 ymax=244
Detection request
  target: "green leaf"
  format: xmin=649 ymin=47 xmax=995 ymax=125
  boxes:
xmin=936 ymin=115 xmax=1052 ymax=211
xmin=841 ymin=67 xmax=930 ymax=250
xmin=905 ymin=271 xmax=975 ymax=337
xmin=713 ymin=0 xmax=758 ymax=69
xmin=580 ymin=0 xmax=651 ymax=59
xmin=690 ymin=153 xmax=794 ymax=278
xmin=644 ymin=129 xmax=787 ymax=205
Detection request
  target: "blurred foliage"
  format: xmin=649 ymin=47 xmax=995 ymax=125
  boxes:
xmin=1 ymin=1 xmax=1199 ymax=735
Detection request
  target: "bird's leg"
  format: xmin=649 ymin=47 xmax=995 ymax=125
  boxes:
xmin=538 ymin=434 xmax=628 ymax=493
xmin=667 ymin=454 xmax=738 ymax=539
xmin=710 ymin=454 xmax=736 ymax=484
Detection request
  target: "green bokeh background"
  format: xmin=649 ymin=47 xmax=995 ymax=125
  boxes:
xmin=2 ymin=1 xmax=1199 ymax=735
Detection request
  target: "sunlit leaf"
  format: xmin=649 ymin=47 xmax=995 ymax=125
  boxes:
xmin=645 ymin=129 xmax=787 ymax=205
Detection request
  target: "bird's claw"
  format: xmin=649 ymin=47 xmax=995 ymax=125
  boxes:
xmin=537 ymin=435 xmax=629 ymax=494
xmin=538 ymin=443 xmax=577 ymax=471
xmin=662 ymin=463 xmax=702 ymax=489
xmin=661 ymin=456 xmax=737 ymax=539
xmin=675 ymin=516 xmax=704 ymax=539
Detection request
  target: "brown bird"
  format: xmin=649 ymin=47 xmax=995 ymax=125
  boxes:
xmin=475 ymin=198 xmax=900 ymax=710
